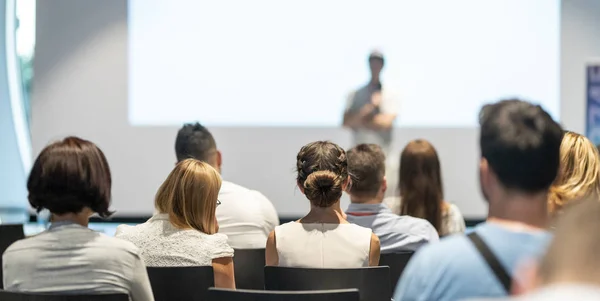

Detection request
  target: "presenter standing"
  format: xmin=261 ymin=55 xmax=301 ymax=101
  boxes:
xmin=343 ymin=51 xmax=399 ymax=155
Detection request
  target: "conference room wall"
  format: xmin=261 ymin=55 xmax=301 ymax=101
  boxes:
xmin=30 ymin=0 xmax=600 ymax=219
xmin=0 ymin=0 xmax=31 ymax=222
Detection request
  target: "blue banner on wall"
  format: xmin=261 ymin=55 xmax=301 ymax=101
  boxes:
xmin=586 ymin=63 xmax=600 ymax=145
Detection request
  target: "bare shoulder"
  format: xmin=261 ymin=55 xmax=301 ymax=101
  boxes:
xmin=370 ymin=232 xmax=380 ymax=246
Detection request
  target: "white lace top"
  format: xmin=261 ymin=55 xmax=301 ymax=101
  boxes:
xmin=115 ymin=214 xmax=234 ymax=267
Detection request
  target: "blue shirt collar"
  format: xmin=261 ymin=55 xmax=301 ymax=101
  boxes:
xmin=346 ymin=203 xmax=392 ymax=214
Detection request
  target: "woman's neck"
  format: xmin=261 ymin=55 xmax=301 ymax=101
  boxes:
xmin=52 ymin=210 xmax=91 ymax=227
xmin=300 ymin=201 xmax=347 ymax=224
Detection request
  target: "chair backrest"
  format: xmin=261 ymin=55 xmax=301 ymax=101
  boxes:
xmin=379 ymin=251 xmax=415 ymax=295
xmin=232 ymin=248 xmax=265 ymax=289
xmin=0 ymin=224 xmax=25 ymax=289
xmin=0 ymin=291 xmax=128 ymax=301
xmin=264 ymin=266 xmax=390 ymax=301
xmin=208 ymin=288 xmax=360 ymax=301
xmin=146 ymin=266 xmax=214 ymax=301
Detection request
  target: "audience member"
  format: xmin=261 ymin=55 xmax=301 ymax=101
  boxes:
xmin=393 ymin=99 xmax=563 ymax=300
xmin=345 ymin=143 xmax=438 ymax=253
xmin=471 ymin=199 xmax=600 ymax=301
xmin=175 ymin=123 xmax=279 ymax=249
xmin=266 ymin=141 xmax=380 ymax=267
xmin=116 ymin=159 xmax=235 ymax=288
xmin=384 ymin=139 xmax=465 ymax=236
xmin=547 ymin=131 xmax=600 ymax=215
xmin=2 ymin=137 xmax=154 ymax=301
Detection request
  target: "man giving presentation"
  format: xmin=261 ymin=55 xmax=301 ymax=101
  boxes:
xmin=343 ymin=51 xmax=399 ymax=154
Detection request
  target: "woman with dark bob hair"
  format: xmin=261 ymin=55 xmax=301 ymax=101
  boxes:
xmin=2 ymin=137 xmax=154 ymax=300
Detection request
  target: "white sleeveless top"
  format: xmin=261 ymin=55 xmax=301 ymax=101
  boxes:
xmin=275 ymin=222 xmax=372 ymax=268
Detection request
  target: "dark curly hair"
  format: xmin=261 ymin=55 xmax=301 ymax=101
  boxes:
xmin=27 ymin=136 xmax=113 ymax=218
xmin=296 ymin=141 xmax=348 ymax=207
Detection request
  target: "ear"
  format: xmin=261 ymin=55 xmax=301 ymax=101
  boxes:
xmin=342 ymin=175 xmax=351 ymax=192
xmin=297 ymin=181 xmax=305 ymax=194
xmin=381 ymin=176 xmax=388 ymax=194
xmin=216 ymin=150 xmax=223 ymax=169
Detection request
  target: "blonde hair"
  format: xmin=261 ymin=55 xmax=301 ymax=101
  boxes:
xmin=548 ymin=131 xmax=600 ymax=214
xmin=155 ymin=159 xmax=221 ymax=234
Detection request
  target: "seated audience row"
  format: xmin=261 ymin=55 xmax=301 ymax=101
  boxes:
xmin=5 ymin=98 xmax=600 ymax=300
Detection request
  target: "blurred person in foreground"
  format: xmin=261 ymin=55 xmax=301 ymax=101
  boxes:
xmin=471 ymin=199 xmax=600 ymax=301
xmin=393 ymin=99 xmax=563 ymax=301
xmin=175 ymin=123 xmax=279 ymax=249
xmin=345 ymin=143 xmax=438 ymax=253
xmin=547 ymin=131 xmax=600 ymax=216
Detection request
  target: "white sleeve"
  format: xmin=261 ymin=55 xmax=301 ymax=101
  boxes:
xmin=209 ymin=233 xmax=235 ymax=259
xmin=254 ymin=191 xmax=279 ymax=235
xmin=381 ymin=88 xmax=401 ymax=115
xmin=114 ymin=224 xmax=130 ymax=237
xmin=447 ymin=204 xmax=466 ymax=234
xmin=128 ymin=254 xmax=155 ymax=301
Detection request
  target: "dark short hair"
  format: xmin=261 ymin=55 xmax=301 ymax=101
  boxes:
xmin=347 ymin=144 xmax=386 ymax=197
xmin=175 ymin=122 xmax=217 ymax=162
xmin=27 ymin=137 xmax=113 ymax=217
xmin=368 ymin=51 xmax=385 ymax=66
xmin=479 ymin=99 xmax=563 ymax=192
xmin=296 ymin=141 xmax=348 ymax=208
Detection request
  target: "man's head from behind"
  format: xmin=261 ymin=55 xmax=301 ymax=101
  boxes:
xmin=175 ymin=122 xmax=221 ymax=171
xmin=346 ymin=144 xmax=387 ymax=202
xmin=478 ymin=99 xmax=563 ymax=203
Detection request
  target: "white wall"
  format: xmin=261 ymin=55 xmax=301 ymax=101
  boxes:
xmin=561 ymin=0 xmax=600 ymax=133
xmin=31 ymin=0 xmax=600 ymax=219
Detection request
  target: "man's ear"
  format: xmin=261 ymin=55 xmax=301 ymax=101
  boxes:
xmin=342 ymin=175 xmax=351 ymax=192
xmin=381 ymin=176 xmax=388 ymax=194
xmin=216 ymin=150 xmax=223 ymax=169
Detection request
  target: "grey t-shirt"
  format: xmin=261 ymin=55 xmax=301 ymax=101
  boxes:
xmin=345 ymin=85 xmax=399 ymax=152
xmin=2 ymin=222 xmax=154 ymax=301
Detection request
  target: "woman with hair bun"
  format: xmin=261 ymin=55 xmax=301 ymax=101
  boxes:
xmin=265 ymin=141 xmax=380 ymax=268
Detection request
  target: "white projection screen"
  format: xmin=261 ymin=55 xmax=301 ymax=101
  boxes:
xmin=32 ymin=0 xmax=562 ymax=219
xmin=129 ymin=0 xmax=560 ymax=127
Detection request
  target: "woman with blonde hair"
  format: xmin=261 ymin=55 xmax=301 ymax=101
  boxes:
xmin=116 ymin=159 xmax=235 ymax=288
xmin=548 ymin=131 xmax=600 ymax=214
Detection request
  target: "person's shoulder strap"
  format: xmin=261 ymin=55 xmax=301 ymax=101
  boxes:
xmin=467 ymin=231 xmax=512 ymax=293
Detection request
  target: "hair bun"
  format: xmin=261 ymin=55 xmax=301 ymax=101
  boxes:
xmin=303 ymin=170 xmax=343 ymax=207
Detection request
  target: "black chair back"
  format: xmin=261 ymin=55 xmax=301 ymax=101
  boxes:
xmin=0 ymin=224 xmax=25 ymax=289
xmin=379 ymin=251 xmax=415 ymax=295
xmin=233 ymin=249 xmax=265 ymax=289
xmin=146 ymin=266 xmax=214 ymax=301
xmin=208 ymin=288 xmax=360 ymax=301
xmin=0 ymin=291 xmax=128 ymax=301
xmin=264 ymin=266 xmax=390 ymax=301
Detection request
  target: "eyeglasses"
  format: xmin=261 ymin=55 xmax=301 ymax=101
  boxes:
xmin=217 ymin=199 xmax=221 ymax=206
